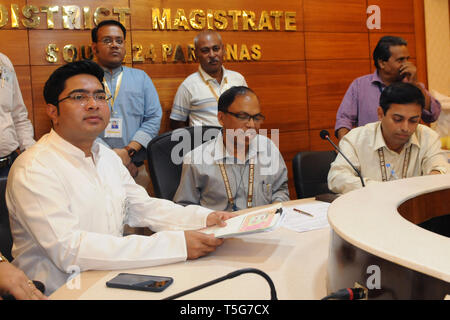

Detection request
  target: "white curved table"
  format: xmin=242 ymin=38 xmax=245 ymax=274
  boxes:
xmin=327 ymin=174 xmax=450 ymax=299
xmin=50 ymin=199 xmax=330 ymax=300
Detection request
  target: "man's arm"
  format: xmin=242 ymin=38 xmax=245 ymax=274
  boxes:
xmin=6 ymin=159 xmax=206 ymax=274
xmin=420 ymin=129 xmax=449 ymax=175
xmin=334 ymin=80 xmax=359 ymax=139
xmin=400 ymin=62 xmax=441 ymax=122
xmin=0 ymin=257 xmax=47 ymax=300
xmin=10 ymin=64 xmax=35 ymax=150
xmin=327 ymin=137 xmax=372 ymax=194
xmin=336 ymin=128 xmax=350 ymax=140
xmin=131 ymin=74 xmax=162 ymax=150
xmin=170 ymin=119 xmax=189 ymax=130
xmin=270 ymin=151 xmax=290 ymax=203
xmin=170 ymin=83 xmax=191 ymax=129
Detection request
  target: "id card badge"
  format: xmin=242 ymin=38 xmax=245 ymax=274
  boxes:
xmin=105 ymin=117 xmax=123 ymax=138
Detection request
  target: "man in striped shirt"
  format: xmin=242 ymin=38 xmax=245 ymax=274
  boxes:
xmin=170 ymin=31 xmax=247 ymax=129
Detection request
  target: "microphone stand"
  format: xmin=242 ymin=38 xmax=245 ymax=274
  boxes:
xmin=162 ymin=268 xmax=278 ymax=300
xmin=321 ymin=131 xmax=365 ymax=187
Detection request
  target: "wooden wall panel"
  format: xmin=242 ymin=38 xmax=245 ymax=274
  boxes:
xmin=1 ymin=0 xmax=430 ymax=200
xmin=303 ymin=0 xmax=367 ymax=32
xmin=305 ymin=32 xmax=369 ymax=60
xmin=131 ymin=30 xmax=305 ymax=63
xmin=368 ymin=0 xmax=415 ymax=33
xmin=307 ymin=59 xmax=371 ymax=130
xmin=28 ymin=30 xmax=133 ymax=65
xmin=309 ymin=128 xmax=339 ymax=151
xmin=131 ymin=0 xmax=304 ymax=31
xmin=229 ymin=61 xmax=308 ymax=133
xmin=0 ymin=0 xmax=27 ymax=30
xmin=0 ymin=30 xmax=29 ymax=65
xmin=19 ymin=0 xmax=131 ymax=30
xmin=15 ymin=66 xmax=33 ymax=122
xmin=30 ymin=65 xmax=58 ymax=138
xmin=369 ymin=33 xmax=417 ymax=59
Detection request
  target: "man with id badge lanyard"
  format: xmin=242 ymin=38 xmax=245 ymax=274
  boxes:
xmin=173 ymin=86 xmax=290 ymax=211
xmin=169 ymin=31 xmax=247 ymax=129
xmin=91 ymin=20 xmax=162 ymax=183
xmin=328 ymin=82 xmax=449 ymax=195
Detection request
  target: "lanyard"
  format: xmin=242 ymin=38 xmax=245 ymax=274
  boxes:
xmin=198 ymin=69 xmax=227 ymax=102
xmin=218 ymin=159 xmax=255 ymax=211
xmin=103 ymin=71 xmax=123 ymax=114
xmin=377 ymin=146 xmax=412 ymax=181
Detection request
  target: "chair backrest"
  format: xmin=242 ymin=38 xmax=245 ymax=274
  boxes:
xmin=292 ymin=150 xmax=337 ymax=199
xmin=0 ymin=177 xmax=13 ymax=261
xmin=147 ymin=126 xmax=221 ymax=200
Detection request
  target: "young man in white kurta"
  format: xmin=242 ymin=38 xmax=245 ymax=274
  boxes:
xmin=6 ymin=60 xmax=231 ymax=295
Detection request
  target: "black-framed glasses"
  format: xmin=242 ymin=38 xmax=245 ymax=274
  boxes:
xmin=224 ymin=111 xmax=265 ymax=122
xmin=57 ymin=92 xmax=112 ymax=106
xmin=100 ymin=37 xmax=124 ymax=46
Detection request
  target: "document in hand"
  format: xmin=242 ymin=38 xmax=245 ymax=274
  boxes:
xmin=201 ymin=204 xmax=284 ymax=238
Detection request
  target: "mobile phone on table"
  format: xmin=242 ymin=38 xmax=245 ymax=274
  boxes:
xmin=106 ymin=273 xmax=173 ymax=292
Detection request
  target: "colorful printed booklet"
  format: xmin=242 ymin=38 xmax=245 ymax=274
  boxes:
xmin=200 ymin=204 xmax=284 ymax=238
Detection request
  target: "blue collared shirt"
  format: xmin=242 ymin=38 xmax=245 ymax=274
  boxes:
xmin=97 ymin=66 xmax=162 ymax=162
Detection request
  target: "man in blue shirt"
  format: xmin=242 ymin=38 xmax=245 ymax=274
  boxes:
xmin=91 ymin=20 xmax=162 ymax=179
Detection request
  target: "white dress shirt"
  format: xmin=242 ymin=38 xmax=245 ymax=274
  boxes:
xmin=6 ymin=130 xmax=211 ymax=294
xmin=328 ymin=122 xmax=449 ymax=194
xmin=0 ymin=52 xmax=35 ymax=156
xmin=170 ymin=66 xmax=247 ymax=126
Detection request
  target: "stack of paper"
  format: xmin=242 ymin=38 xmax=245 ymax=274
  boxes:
xmin=281 ymin=201 xmax=331 ymax=233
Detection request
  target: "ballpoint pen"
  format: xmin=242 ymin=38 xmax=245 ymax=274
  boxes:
xmin=293 ymin=208 xmax=314 ymax=217
xmin=386 ymin=163 xmax=399 ymax=180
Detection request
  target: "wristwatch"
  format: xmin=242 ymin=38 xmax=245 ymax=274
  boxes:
xmin=124 ymin=146 xmax=137 ymax=157
xmin=0 ymin=254 xmax=8 ymax=263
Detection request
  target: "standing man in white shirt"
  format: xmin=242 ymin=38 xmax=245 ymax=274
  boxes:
xmin=170 ymin=31 xmax=247 ymax=129
xmin=0 ymin=52 xmax=35 ymax=177
xmin=328 ymin=82 xmax=449 ymax=194
xmin=6 ymin=60 xmax=234 ymax=295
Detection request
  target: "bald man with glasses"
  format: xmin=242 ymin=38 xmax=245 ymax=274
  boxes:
xmin=174 ymin=86 xmax=290 ymax=211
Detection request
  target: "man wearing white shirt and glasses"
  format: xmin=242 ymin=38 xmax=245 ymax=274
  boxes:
xmin=6 ymin=60 xmax=234 ymax=295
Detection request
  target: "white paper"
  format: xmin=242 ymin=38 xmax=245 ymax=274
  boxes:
xmin=201 ymin=204 xmax=283 ymax=238
xmin=281 ymin=201 xmax=330 ymax=233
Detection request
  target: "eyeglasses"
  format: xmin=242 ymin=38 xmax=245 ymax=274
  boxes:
xmin=224 ymin=111 xmax=265 ymax=123
xmin=100 ymin=37 xmax=124 ymax=46
xmin=57 ymin=92 xmax=112 ymax=106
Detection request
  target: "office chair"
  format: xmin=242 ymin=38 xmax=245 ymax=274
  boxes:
xmin=0 ymin=177 xmax=13 ymax=261
xmin=292 ymin=150 xmax=337 ymax=199
xmin=147 ymin=126 xmax=221 ymax=200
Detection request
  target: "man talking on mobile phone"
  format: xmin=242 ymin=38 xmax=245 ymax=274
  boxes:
xmin=6 ymin=60 xmax=235 ymax=295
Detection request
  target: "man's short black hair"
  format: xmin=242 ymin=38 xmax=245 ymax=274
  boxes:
xmin=218 ymin=86 xmax=257 ymax=113
xmin=373 ymin=36 xmax=408 ymax=69
xmin=91 ymin=20 xmax=126 ymax=43
xmin=379 ymin=82 xmax=425 ymax=114
xmin=43 ymin=60 xmax=104 ymax=108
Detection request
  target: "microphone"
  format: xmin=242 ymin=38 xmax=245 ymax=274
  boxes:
xmin=162 ymin=268 xmax=277 ymax=300
xmin=320 ymin=130 xmax=365 ymax=187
